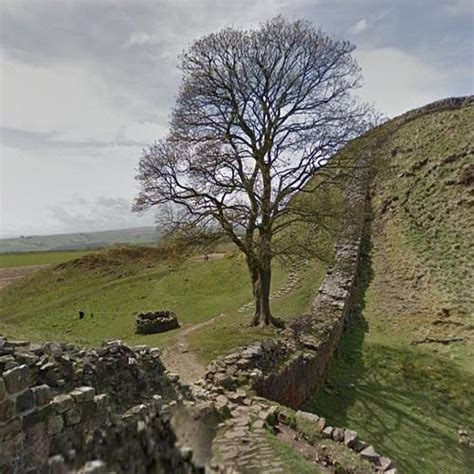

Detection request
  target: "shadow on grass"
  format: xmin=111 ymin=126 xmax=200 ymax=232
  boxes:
xmin=306 ymin=210 xmax=474 ymax=472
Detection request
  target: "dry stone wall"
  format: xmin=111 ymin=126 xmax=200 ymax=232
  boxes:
xmin=0 ymin=337 xmax=197 ymax=473
xmin=199 ymin=96 xmax=474 ymax=473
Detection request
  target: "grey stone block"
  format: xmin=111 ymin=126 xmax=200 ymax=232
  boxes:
xmin=3 ymin=365 xmax=30 ymax=393
xmin=32 ymin=384 xmax=52 ymax=406
xmin=0 ymin=398 xmax=15 ymax=423
xmin=16 ymin=389 xmax=35 ymax=413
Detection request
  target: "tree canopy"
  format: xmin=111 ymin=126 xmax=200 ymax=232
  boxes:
xmin=135 ymin=16 xmax=372 ymax=326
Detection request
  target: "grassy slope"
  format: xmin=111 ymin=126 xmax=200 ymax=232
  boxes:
xmin=309 ymin=104 xmax=474 ymax=473
xmin=0 ymin=245 xmax=327 ymax=357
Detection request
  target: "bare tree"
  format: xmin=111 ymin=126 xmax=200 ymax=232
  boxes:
xmin=134 ymin=16 xmax=370 ymax=327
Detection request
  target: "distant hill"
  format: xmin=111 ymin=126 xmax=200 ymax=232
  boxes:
xmin=0 ymin=226 xmax=160 ymax=253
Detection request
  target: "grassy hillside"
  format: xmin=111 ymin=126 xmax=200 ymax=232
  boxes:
xmin=0 ymin=226 xmax=159 ymax=253
xmin=309 ymin=102 xmax=474 ymax=473
xmin=0 ymin=245 xmax=327 ymax=357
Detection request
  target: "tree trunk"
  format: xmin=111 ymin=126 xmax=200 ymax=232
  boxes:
xmin=248 ymin=262 xmax=261 ymax=326
xmin=260 ymin=264 xmax=272 ymax=325
xmin=259 ymin=259 xmax=285 ymax=328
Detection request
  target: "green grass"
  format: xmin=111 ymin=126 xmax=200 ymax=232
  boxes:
xmin=264 ymin=430 xmax=324 ymax=474
xmin=188 ymin=261 xmax=326 ymax=363
xmin=308 ymin=314 xmax=474 ymax=473
xmin=0 ymin=248 xmax=248 ymax=346
xmin=0 ymin=246 xmax=326 ymax=359
xmin=0 ymin=250 xmax=95 ymax=268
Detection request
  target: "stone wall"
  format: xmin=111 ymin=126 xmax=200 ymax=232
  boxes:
xmin=0 ymin=338 xmax=197 ymax=473
xmin=395 ymin=96 xmax=473 ymax=124
xmin=136 ymin=310 xmax=180 ymax=335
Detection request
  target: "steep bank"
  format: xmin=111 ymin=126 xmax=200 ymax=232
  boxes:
xmin=309 ymin=98 xmax=474 ymax=473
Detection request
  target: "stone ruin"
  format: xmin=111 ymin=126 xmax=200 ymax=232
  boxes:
xmin=135 ymin=310 xmax=180 ymax=335
xmin=0 ymin=336 xmax=202 ymax=473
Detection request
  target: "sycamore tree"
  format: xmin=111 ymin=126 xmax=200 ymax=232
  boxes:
xmin=134 ymin=16 xmax=371 ymax=327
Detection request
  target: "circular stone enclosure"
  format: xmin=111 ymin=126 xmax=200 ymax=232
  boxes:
xmin=135 ymin=310 xmax=180 ymax=335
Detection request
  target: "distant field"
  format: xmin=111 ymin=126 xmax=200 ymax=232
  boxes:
xmin=0 ymin=226 xmax=159 ymax=253
xmin=0 ymin=250 xmax=94 ymax=268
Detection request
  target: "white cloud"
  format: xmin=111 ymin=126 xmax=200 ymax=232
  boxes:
xmin=355 ymin=47 xmax=449 ymax=117
xmin=0 ymin=54 xmax=165 ymax=145
xmin=0 ymin=143 xmax=154 ymax=237
xmin=351 ymin=18 xmax=368 ymax=34
xmin=48 ymin=195 xmax=156 ymax=233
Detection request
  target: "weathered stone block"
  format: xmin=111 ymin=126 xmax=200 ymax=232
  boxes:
xmin=70 ymin=387 xmax=92 ymax=403
xmin=378 ymin=456 xmax=393 ymax=471
xmin=0 ymin=416 xmax=21 ymax=439
xmin=80 ymin=460 xmax=107 ymax=473
xmin=343 ymin=429 xmax=358 ymax=448
xmin=8 ymin=340 xmax=29 ymax=348
xmin=66 ymin=408 xmax=81 ymax=426
xmin=316 ymin=417 xmax=326 ymax=432
xmin=0 ymin=398 xmax=15 ymax=422
xmin=360 ymin=445 xmax=379 ymax=462
xmin=15 ymin=352 xmax=38 ymax=366
xmin=322 ymin=426 xmax=334 ymax=438
xmin=16 ymin=389 xmax=35 ymax=413
xmin=49 ymin=454 xmax=67 ymax=474
xmin=3 ymin=364 xmax=31 ymax=393
xmin=32 ymin=385 xmax=52 ymax=406
xmin=52 ymin=394 xmax=73 ymax=414
xmin=332 ymin=427 xmax=345 ymax=442
xmin=21 ymin=408 xmax=43 ymax=428
xmin=47 ymin=415 xmax=64 ymax=434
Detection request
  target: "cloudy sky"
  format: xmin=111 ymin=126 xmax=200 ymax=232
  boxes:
xmin=0 ymin=0 xmax=472 ymax=237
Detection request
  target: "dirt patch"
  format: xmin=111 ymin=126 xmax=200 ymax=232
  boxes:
xmin=0 ymin=265 xmax=50 ymax=289
xmin=161 ymin=314 xmax=224 ymax=384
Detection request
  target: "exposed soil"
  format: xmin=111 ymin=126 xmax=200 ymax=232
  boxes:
xmin=0 ymin=265 xmax=50 ymax=289
xmin=161 ymin=313 xmax=224 ymax=384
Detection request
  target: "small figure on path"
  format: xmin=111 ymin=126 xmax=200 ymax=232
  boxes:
xmin=78 ymin=310 xmax=85 ymax=320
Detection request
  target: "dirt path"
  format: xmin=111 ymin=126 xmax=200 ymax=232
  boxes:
xmin=188 ymin=252 xmax=226 ymax=263
xmin=0 ymin=264 xmax=50 ymax=290
xmin=161 ymin=313 xmax=224 ymax=384
xmin=163 ymin=260 xmax=308 ymax=383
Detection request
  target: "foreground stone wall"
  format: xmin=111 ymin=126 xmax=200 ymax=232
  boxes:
xmin=0 ymin=338 xmax=197 ymax=473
